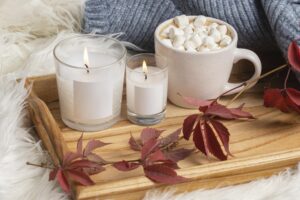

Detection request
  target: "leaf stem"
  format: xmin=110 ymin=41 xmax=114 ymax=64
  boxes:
xmin=26 ymin=162 xmax=55 ymax=169
xmin=216 ymin=83 xmax=246 ymax=101
xmin=226 ymin=64 xmax=288 ymax=106
xmin=104 ymin=159 xmax=141 ymax=165
xmin=284 ymin=68 xmax=291 ymax=89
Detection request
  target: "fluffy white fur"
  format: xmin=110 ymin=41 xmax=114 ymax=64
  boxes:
xmin=1 ymin=0 xmax=300 ymax=199
xmin=0 ymin=0 xmax=84 ymax=75
xmin=144 ymin=165 xmax=300 ymax=200
xmin=0 ymin=76 xmax=67 ymax=200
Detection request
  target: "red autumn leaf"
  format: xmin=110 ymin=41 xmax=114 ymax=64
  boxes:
xmin=144 ymin=164 xmax=186 ymax=184
xmin=86 ymin=153 xmax=107 ymax=164
xmin=140 ymin=128 xmax=163 ymax=144
xmin=264 ymin=88 xmax=300 ymax=113
xmin=113 ymin=160 xmax=140 ymax=171
xmin=192 ymin=121 xmax=207 ymax=155
xmin=68 ymin=160 xmax=101 ymax=170
xmin=164 ymin=148 xmax=194 ymax=162
xmin=288 ymin=41 xmax=300 ymax=72
xmin=83 ymin=165 xmax=105 ymax=175
xmin=202 ymin=120 xmax=227 ymax=160
xmin=286 ymin=88 xmax=300 ymax=106
xmin=141 ymin=138 xmax=159 ymax=160
xmin=57 ymin=169 xmax=70 ymax=193
xmin=49 ymin=168 xmax=58 ymax=181
xmin=147 ymin=149 xmax=167 ymax=163
xmin=184 ymin=114 xmax=231 ymax=160
xmin=210 ymin=119 xmax=232 ymax=156
xmin=77 ymin=133 xmax=83 ymax=154
xmin=159 ymin=128 xmax=181 ymax=147
xmin=183 ymin=114 xmax=198 ymax=140
xmin=129 ymin=135 xmax=142 ymax=151
xmin=229 ymin=104 xmax=255 ymax=119
xmin=160 ymin=160 xmax=180 ymax=169
xmin=84 ymin=140 xmax=109 ymax=156
xmin=63 ymin=152 xmax=82 ymax=166
xmin=67 ymin=169 xmax=94 ymax=186
xmin=203 ymin=103 xmax=253 ymax=120
xmin=182 ymin=95 xmax=212 ymax=107
xmin=204 ymin=104 xmax=234 ymax=119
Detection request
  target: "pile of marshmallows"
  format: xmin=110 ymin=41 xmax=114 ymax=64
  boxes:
xmin=160 ymin=15 xmax=233 ymax=52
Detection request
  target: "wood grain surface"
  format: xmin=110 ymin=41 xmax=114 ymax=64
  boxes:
xmin=26 ymin=74 xmax=300 ymax=200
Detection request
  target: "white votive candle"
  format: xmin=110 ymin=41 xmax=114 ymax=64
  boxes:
xmin=126 ymin=54 xmax=168 ymax=125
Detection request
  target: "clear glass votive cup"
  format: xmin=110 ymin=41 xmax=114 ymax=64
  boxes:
xmin=54 ymin=35 xmax=126 ymax=131
xmin=126 ymin=53 xmax=168 ymax=125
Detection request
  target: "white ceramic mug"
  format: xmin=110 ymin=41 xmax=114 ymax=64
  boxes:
xmin=154 ymin=16 xmax=262 ymax=108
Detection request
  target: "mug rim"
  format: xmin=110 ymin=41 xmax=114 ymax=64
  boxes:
xmin=154 ymin=16 xmax=238 ymax=55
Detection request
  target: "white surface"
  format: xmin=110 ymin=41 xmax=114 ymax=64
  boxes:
xmin=74 ymin=80 xmax=113 ymax=119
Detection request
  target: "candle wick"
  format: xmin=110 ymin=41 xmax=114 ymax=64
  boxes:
xmin=144 ymin=73 xmax=147 ymax=80
xmin=84 ymin=64 xmax=90 ymax=74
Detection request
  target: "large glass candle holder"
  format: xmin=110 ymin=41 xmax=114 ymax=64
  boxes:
xmin=54 ymin=35 xmax=126 ymax=131
xmin=126 ymin=54 xmax=168 ymax=125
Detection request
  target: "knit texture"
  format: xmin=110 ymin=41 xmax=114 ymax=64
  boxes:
xmin=84 ymin=0 xmax=300 ymax=56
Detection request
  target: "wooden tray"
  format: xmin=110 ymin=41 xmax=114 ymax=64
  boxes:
xmin=26 ymin=74 xmax=300 ymax=200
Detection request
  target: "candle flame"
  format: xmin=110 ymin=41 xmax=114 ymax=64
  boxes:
xmin=142 ymin=60 xmax=148 ymax=80
xmin=83 ymin=47 xmax=90 ymax=67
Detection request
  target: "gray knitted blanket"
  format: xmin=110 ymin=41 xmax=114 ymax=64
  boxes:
xmin=84 ymin=0 xmax=300 ymax=56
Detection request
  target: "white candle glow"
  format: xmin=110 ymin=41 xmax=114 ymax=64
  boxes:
xmin=126 ymin=54 xmax=168 ymax=125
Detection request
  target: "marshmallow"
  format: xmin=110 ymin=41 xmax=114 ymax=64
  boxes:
xmin=172 ymin=35 xmax=186 ymax=48
xmin=169 ymin=27 xmax=184 ymax=39
xmin=210 ymin=23 xmax=218 ymax=29
xmin=184 ymin=40 xmax=197 ymax=50
xmin=217 ymin=25 xmax=227 ymax=36
xmin=186 ymin=47 xmax=198 ymax=52
xmin=208 ymin=23 xmax=219 ymax=33
xmin=194 ymin=15 xmax=207 ymax=27
xmin=183 ymin=26 xmax=194 ymax=35
xmin=176 ymin=45 xmax=185 ymax=51
xmin=197 ymin=46 xmax=210 ymax=52
xmin=203 ymin=36 xmax=217 ymax=49
xmin=161 ymin=39 xmax=173 ymax=47
xmin=220 ymin=35 xmax=232 ymax=47
xmin=184 ymin=33 xmax=193 ymax=40
xmin=174 ymin=15 xmax=189 ymax=28
xmin=161 ymin=25 xmax=177 ymax=38
xmin=195 ymin=27 xmax=208 ymax=35
xmin=190 ymin=34 xmax=203 ymax=47
xmin=209 ymin=28 xmax=222 ymax=43
xmin=183 ymin=25 xmax=194 ymax=40
xmin=211 ymin=46 xmax=221 ymax=51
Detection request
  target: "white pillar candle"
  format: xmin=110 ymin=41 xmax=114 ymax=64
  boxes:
xmin=126 ymin=55 xmax=168 ymax=124
xmin=54 ymin=35 xmax=126 ymax=131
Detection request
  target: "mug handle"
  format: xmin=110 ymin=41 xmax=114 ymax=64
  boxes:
xmin=223 ymin=49 xmax=262 ymax=95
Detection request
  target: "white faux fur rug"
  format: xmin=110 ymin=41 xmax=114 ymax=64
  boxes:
xmin=144 ymin=166 xmax=300 ymax=200
xmin=0 ymin=76 xmax=67 ymax=200
xmin=1 ymin=0 xmax=300 ymax=199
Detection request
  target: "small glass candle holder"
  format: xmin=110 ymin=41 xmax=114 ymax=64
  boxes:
xmin=54 ymin=35 xmax=126 ymax=131
xmin=126 ymin=53 xmax=168 ymax=125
